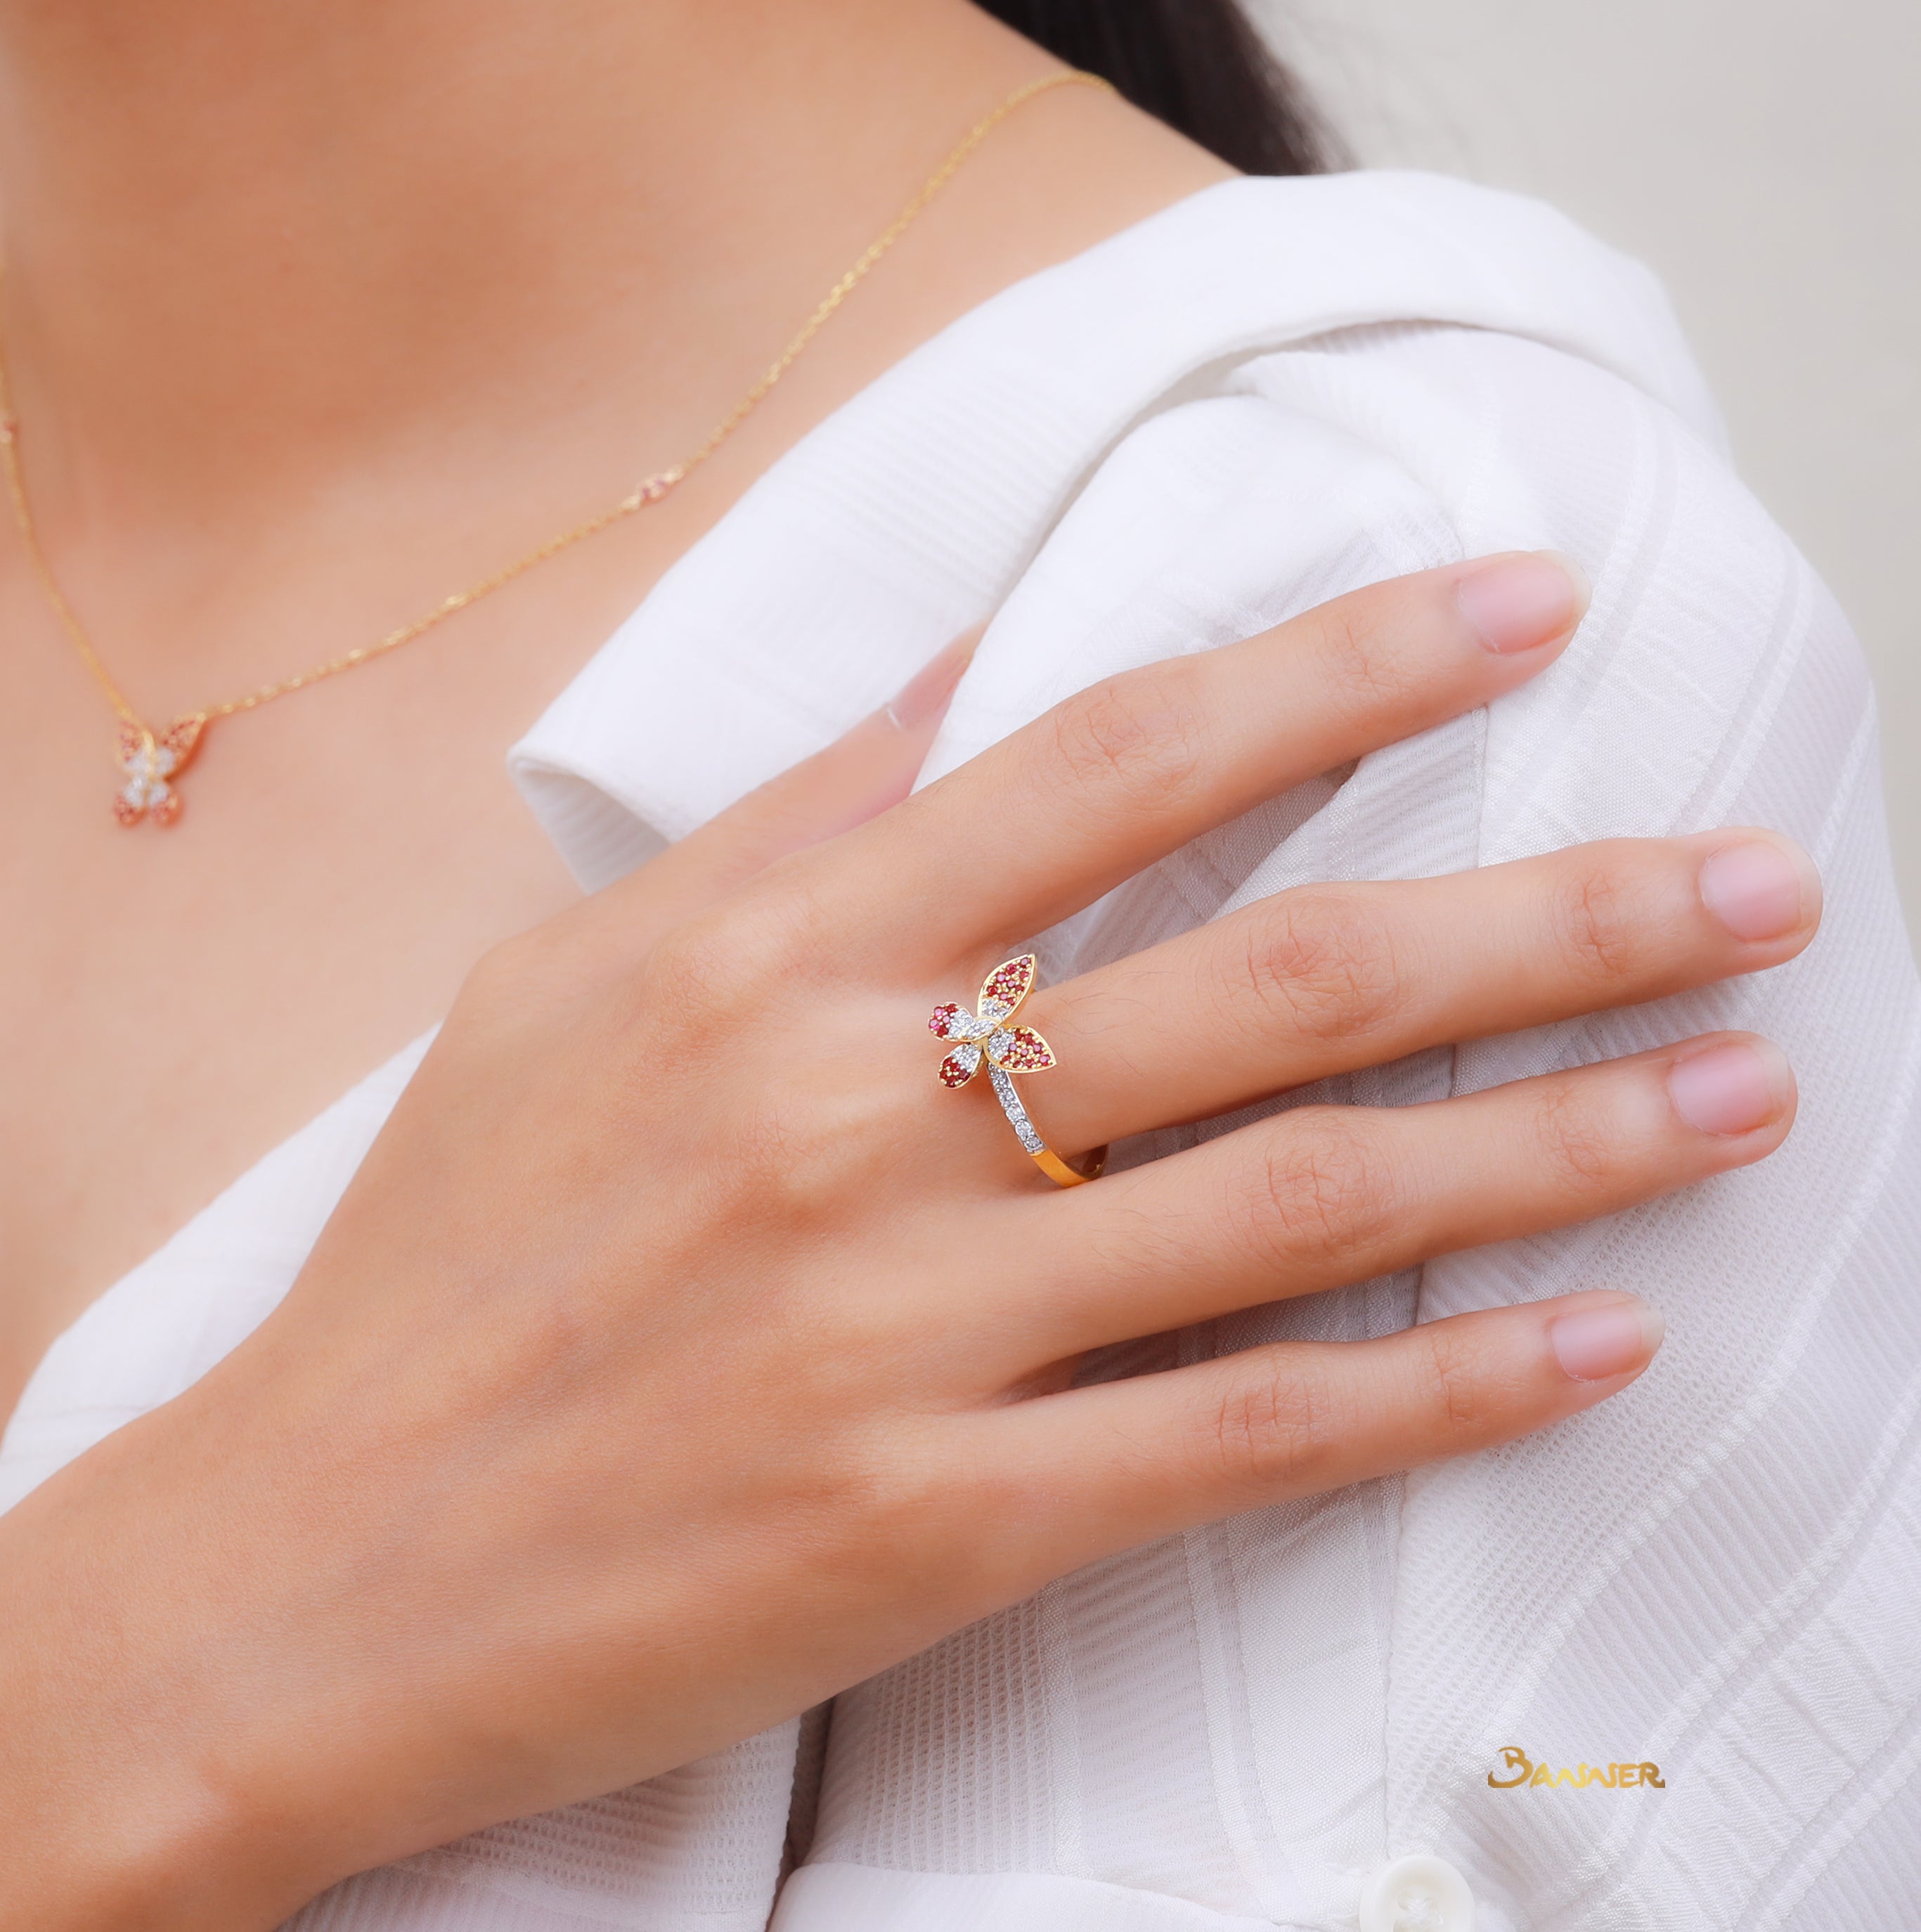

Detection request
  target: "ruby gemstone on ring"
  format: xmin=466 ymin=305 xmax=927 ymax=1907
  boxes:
xmin=929 ymin=953 xmax=1058 ymax=1089
xmin=980 ymin=955 xmax=1037 ymax=1015
xmin=988 ymin=1027 xmax=1055 ymax=1072
xmin=938 ymin=1043 xmax=984 ymax=1088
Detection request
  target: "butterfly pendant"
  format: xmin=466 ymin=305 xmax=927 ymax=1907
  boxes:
xmin=929 ymin=953 xmax=1059 ymax=1088
xmin=114 ymin=714 xmax=206 ymax=827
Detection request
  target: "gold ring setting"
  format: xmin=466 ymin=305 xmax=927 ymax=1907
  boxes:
xmin=929 ymin=954 xmax=1108 ymax=1187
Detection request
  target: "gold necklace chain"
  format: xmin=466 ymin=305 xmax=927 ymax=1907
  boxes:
xmin=0 ymin=68 xmax=1109 ymax=827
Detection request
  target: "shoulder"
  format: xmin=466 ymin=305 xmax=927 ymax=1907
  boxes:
xmin=1220 ymin=318 xmax=1861 ymax=856
xmin=998 ymin=168 xmax=1726 ymax=446
xmin=945 ymin=203 xmax=1865 ymax=862
xmin=517 ymin=166 xmax=1857 ymax=890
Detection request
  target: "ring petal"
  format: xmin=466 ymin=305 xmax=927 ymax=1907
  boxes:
xmin=938 ymin=1043 xmax=984 ymax=1088
xmin=988 ymin=1025 xmax=1056 ymax=1073
xmin=978 ymin=953 xmax=1037 ymax=1023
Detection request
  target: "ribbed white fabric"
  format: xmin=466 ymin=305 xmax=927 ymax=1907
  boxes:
xmin=4 ymin=172 xmax=1916 ymax=1930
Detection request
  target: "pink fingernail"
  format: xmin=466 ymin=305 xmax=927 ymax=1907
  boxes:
xmin=1698 ymin=839 xmax=1816 ymax=941
xmin=1667 ymin=1039 xmax=1792 ymax=1135
xmin=1454 ymin=552 xmax=1589 ymax=654
xmin=883 ymin=635 xmax=974 ymax=733
xmin=1550 ymin=1299 xmax=1665 ymax=1382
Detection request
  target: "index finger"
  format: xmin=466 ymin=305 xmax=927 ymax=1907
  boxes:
xmin=814 ymin=553 xmax=1586 ymax=967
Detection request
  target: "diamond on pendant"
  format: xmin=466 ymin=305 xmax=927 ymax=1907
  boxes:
xmin=111 ymin=713 xmax=207 ymax=827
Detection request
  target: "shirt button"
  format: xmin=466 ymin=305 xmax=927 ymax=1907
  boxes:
xmin=1359 ymin=1853 xmax=1476 ymax=1932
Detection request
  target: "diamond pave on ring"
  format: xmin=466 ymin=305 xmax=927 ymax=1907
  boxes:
xmin=929 ymin=954 xmax=1108 ymax=1188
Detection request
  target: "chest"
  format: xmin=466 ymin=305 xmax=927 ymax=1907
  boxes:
xmin=0 ymin=562 xmax=646 ymax=1424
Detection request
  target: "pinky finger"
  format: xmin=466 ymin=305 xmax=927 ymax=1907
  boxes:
xmin=990 ymin=1291 xmax=1664 ymax=1573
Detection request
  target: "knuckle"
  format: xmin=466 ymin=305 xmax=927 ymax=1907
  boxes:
xmin=1553 ymin=862 xmax=1645 ymax=987
xmin=731 ymin=1067 xmax=916 ymax=1219
xmin=804 ymin=1420 xmax=1024 ymax=1600
xmin=1421 ymin=1320 xmax=1499 ymax=1434
xmin=453 ymin=925 xmax=583 ymax=1033
xmin=638 ymin=888 xmax=820 ymax=1035
xmin=640 ymin=915 xmax=759 ymax=1029
xmin=460 ymin=928 xmax=547 ymax=1005
xmin=1532 ymin=1078 xmax=1625 ymax=1191
xmin=1311 ymin=595 xmax=1422 ymax=723
xmin=1238 ymin=891 xmax=1402 ymax=1044
xmin=1044 ymin=669 xmax=1210 ymax=819
xmin=1236 ymin=1116 xmax=1397 ymax=1273
xmin=1206 ymin=1353 xmax=1341 ymax=1496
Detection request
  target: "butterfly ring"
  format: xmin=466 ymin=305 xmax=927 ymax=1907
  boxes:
xmin=928 ymin=953 xmax=1108 ymax=1188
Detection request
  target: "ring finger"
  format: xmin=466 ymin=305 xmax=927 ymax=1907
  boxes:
xmin=1015 ymin=828 xmax=1819 ymax=1155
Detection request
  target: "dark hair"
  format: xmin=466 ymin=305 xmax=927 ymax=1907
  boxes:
xmin=973 ymin=0 xmax=1340 ymax=176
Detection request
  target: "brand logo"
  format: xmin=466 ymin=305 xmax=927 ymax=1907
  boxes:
xmin=1487 ymin=1746 xmax=1665 ymax=1790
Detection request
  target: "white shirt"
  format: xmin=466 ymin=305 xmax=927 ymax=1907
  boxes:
xmin=6 ymin=172 xmax=1917 ymax=1932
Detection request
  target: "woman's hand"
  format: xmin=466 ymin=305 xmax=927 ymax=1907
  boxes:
xmin=0 ymin=555 xmax=1819 ymax=1929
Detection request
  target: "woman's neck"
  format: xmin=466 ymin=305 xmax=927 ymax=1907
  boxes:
xmin=0 ymin=0 xmax=1059 ymax=527
xmin=0 ymin=0 xmax=1230 ymax=1422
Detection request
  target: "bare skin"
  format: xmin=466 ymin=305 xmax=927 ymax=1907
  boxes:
xmin=0 ymin=5 xmax=1828 ymax=1926
xmin=0 ymin=560 xmax=1818 ymax=1925
xmin=0 ymin=0 xmax=1231 ymax=1417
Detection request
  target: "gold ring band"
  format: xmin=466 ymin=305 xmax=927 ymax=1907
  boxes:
xmin=988 ymin=1063 xmax=1108 ymax=1187
xmin=929 ymin=952 xmax=1106 ymax=1189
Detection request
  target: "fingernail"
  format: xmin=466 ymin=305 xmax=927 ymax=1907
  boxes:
xmin=883 ymin=633 xmax=975 ymax=733
xmin=1698 ymin=838 xmax=1817 ymax=941
xmin=1454 ymin=551 xmax=1589 ymax=654
xmin=1667 ymin=1038 xmax=1792 ymax=1135
xmin=1550 ymin=1298 xmax=1665 ymax=1382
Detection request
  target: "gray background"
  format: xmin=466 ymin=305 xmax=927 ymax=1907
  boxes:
xmin=1254 ymin=0 xmax=1920 ymax=948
